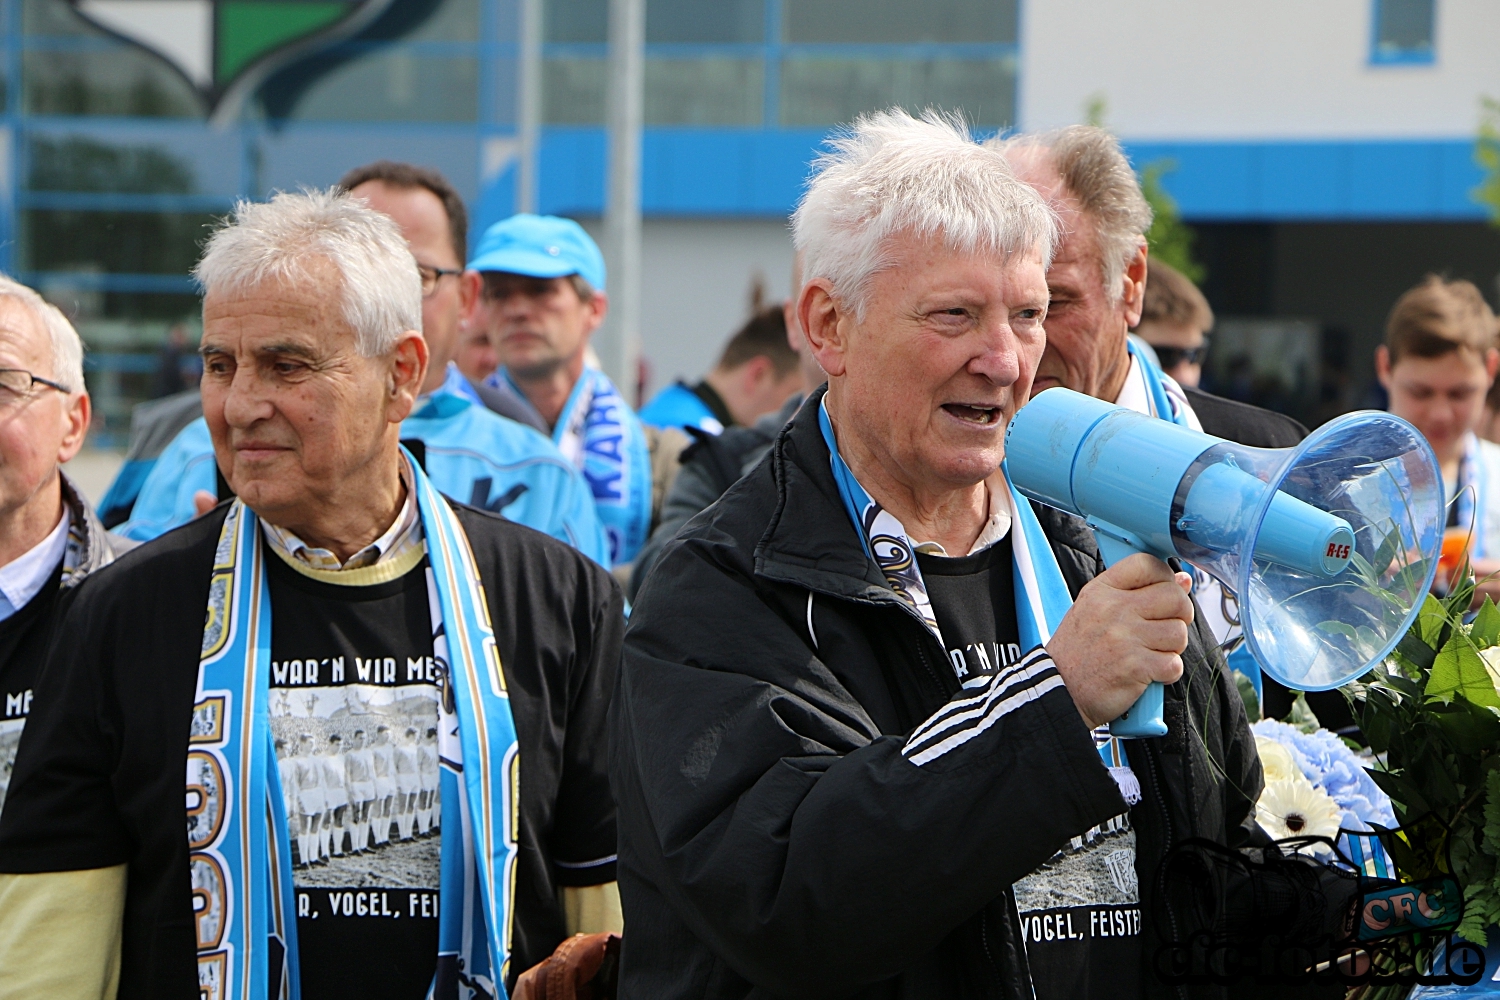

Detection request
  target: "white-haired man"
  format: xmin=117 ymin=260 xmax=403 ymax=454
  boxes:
xmin=0 ymin=191 xmax=624 ymax=1000
xmin=113 ymin=162 xmax=610 ymax=568
xmin=611 ymin=112 xmax=1287 ymax=999
xmin=0 ymin=277 xmax=125 ymax=822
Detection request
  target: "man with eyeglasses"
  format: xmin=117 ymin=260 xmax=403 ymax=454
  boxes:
xmin=1134 ymin=259 xmax=1211 ymax=389
xmin=112 ymin=163 xmax=610 ymax=566
xmin=0 ymin=276 xmax=126 ymax=822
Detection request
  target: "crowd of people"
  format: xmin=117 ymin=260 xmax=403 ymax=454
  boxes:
xmin=0 ymin=107 xmax=1493 ymax=1000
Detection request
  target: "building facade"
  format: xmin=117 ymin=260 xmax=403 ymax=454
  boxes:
xmin=6 ymin=0 xmax=1498 ymax=437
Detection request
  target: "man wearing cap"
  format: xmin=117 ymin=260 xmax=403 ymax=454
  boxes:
xmin=112 ymin=165 xmax=611 ymax=567
xmin=469 ymin=215 xmax=653 ymax=567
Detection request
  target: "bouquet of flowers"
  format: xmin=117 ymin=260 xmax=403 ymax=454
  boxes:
xmin=1350 ymin=569 xmax=1500 ymax=947
xmin=1251 ymin=717 xmax=1396 ymax=855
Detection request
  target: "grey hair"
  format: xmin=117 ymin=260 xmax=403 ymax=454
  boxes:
xmin=0 ymin=275 xmax=85 ymax=394
xmin=792 ymin=108 xmax=1057 ymax=319
xmin=989 ymin=126 xmax=1153 ymax=302
xmin=194 ymin=188 xmax=421 ymax=356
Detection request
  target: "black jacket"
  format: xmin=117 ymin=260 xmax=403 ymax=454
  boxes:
xmin=0 ymin=500 xmax=623 ymax=999
xmin=611 ymin=389 xmax=1264 ymax=1000
xmin=1181 ymin=387 xmax=1306 ymax=450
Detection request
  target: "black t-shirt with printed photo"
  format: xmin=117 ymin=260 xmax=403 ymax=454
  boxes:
xmin=265 ymin=551 xmax=441 ymax=1000
xmin=916 ymin=536 xmax=1141 ymax=1000
xmin=0 ymin=502 xmax=625 ymax=1000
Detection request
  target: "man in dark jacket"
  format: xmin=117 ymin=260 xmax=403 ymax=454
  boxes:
xmin=612 ymin=109 xmax=1271 ymax=1000
xmin=0 ymin=190 xmax=622 ymax=1000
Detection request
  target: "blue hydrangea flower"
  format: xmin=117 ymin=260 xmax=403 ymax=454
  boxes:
xmin=1251 ymin=719 xmax=1396 ymax=832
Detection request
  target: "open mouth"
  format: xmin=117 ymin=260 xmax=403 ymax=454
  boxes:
xmin=942 ymin=403 xmax=1003 ymax=426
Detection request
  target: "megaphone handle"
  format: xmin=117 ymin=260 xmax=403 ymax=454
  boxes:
xmin=1085 ymin=519 xmax=1171 ymax=740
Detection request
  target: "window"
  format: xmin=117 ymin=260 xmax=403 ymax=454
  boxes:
xmin=540 ymin=0 xmax=1016 ymax=127
xmin=782 ymin=0 xmax=1016 ymax=44
xmin=1371 ymin=0 xmax=1435 ymax=65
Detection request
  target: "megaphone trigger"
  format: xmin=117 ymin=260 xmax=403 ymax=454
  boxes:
xmin=1006 ymin=388 xmax=1444 ymax=736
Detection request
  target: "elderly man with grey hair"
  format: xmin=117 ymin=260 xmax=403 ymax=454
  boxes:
xmin=992 ymin=129 xmax=1349 ymax=731
xmin=611 ymin=111 xmax=1285 ymax=999
xmin=0 ymin=278 xmax=125 ymax=820
xmin=0 ymin=191 xmax=624 ymax=1000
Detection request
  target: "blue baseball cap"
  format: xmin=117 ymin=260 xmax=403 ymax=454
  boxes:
xmin=467 ymin=214 xmax=607 ymax=293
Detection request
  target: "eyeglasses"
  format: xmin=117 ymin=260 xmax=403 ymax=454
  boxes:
xmin=0 ymin=368 xmax=70 ymax=402
xmin=1152 ymin=340 xmax=1211 ymax=370
xmin=417 ymin=263 xmax=463 ymax=299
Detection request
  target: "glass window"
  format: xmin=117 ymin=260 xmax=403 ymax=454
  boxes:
xmin=546 ymin=0 xmax=762 ymax=44
xmin=646 ymin=58 xmax=762 ymax=125
xmin=28 ymin=136 xmax=198 ymax=193
xmin=23 ymin=50 xmax=203 ymax=117
xmin=1371 ymin=0 xmax=1435 ymax=63
xmin=783 ymin=0 xmax=1017 ymax=44
xmin=547 ymin=0 xmax=607 ymax=43
xmin=544 ymin=57 xmax=607 ymax=123
xmin=279 ymin=51 xmax=480 ymax=121
xmin=20 ymin=209 xmax=215 ymax=275
xmin=780 ymin=56 xmax=1014 ymax=128
xmin=646 ymin=0 xmax=762 ymax=44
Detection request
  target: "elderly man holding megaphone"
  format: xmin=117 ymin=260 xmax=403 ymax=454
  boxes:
xmin=610 ymin=110 xmax=1394 ymax=1000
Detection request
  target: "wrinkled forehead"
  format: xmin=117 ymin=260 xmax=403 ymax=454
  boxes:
xmin=201 ymin=262 xmax=355 ymax=354
xmin=0 ymin=297 xmax=51 ymax=371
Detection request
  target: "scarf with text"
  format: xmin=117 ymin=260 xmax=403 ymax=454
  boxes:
xmin=189 ymin=451 xmax=518 ymax=1000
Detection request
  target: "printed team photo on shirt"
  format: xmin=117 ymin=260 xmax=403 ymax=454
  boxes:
xmin=0 ymin=712 xmax=25 ymax=816
xmin=266 ymin=642 xmax=447 ymax=999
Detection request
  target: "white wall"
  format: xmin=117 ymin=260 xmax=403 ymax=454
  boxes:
xmin=581 ymin=218 xmax=796 ymax=401
xmin=1020 ymin=0 xmax=1500 ymax=139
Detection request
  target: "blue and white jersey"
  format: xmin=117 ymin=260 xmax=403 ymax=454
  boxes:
xmin=117 ymin=364 xmax=612 ymax=567
xmin=638 ymin=382 xmax=724 ymax=435
xmin=486 ymin=365 xmax=652 ymax=566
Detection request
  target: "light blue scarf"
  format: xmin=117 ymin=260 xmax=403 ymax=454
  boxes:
xmin=818 ymin=400 xmax=1140 ymax=799
xmin=188 ymin=452 xmax=518 ymax=1000
xmin=1454 ymin=431 xmax=1491 ymax=558
xmin=1128 ymin=338 xmax=1191 ymax=429
xmin=817 ymin=400 xmax=1071 ymax=660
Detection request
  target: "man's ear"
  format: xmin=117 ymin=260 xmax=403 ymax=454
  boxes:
xmin=1375 ymin=345 xmax=1393 ymax=389
xmin=738 ymin=354 xmax=773 ymax=389
xmin=56 ymin=391 xmax=90 ymax=465
xmin=1486 ymin=347 xmax=1499 ymax=383
xmin=1120 ymin=243 xmax=1148 ymax=329
xmin=389 ymin=330 xmax=429 ymax=422
xmin=799 ymin=279 xmax=849 ymax=378
xmin=458 ymin=270 xmax=482 ymax=326
xmin=582 ymin=289 xmax=610 ymax=338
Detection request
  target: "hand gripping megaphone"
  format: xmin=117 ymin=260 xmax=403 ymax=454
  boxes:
xmin=1005 ymin=388 xmax=1444 ymax=738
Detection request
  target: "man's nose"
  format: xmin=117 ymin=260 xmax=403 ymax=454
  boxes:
xmin=969 ymin=322 xmax=1021 ymax=383
xmin=220 ymin=367 xmax=273 ymax=427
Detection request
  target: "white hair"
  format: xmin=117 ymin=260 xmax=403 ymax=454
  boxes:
xmin=989 ymin=126 xmax=1153 ymax=303
xmin=792 ymin=108 xmax=1057 ymax=319
xmin=0 ymin=275 xmax=85 ymax=394
xmin=194 ymin=188 xmax=421 ymax=356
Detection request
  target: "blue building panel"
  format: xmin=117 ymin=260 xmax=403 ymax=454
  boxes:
xmin=513 ymin=130 xmax=1492 ymax=225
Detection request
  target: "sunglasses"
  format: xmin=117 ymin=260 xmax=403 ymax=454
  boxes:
xmin=1152 ymin=339 xmax=1210 ymax=370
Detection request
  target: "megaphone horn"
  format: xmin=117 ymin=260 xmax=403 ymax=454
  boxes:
xmin=1005 ymin=388 xmax=1443 ymax=739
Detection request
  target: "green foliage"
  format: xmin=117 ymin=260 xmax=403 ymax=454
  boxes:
xmin=1357 ymin=559 xmax=1500 ymax=942
xmin=1140 ymin=161 xmax=1205 ymax=284
xmin=1474 ymin=95 xmax=1500 ymax=227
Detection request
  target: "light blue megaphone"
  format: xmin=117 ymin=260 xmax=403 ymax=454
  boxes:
xmin=1005 ymin=388 xmax=1443 ymax=739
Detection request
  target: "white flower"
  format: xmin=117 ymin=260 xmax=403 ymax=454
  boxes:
xmin=1256 ymin=777 xmax=1343 ymax=848
xmin=1254 ymin=736 xmax=1300 ymax=784
xmin=1480 ymin=645 xmax=1500 ymax=693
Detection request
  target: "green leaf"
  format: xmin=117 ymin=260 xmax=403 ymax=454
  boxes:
xmin=1428 ymin=634 xmax=1500 ymax=708
xmin=1371 ymin=527 xmax=1401 ymax=578
xmin=1433 ymin=699 xmax=1500 ymax=756
xmin=1485 ymin=769 xmax=1500 ymax=859
xmin=1471 ymin=596 xmax=1500 ymax=648
xmin=1417 ymin=594 xmax=1451 ymax=647
xmin=1369 ymin=767 xmax=1432 ymax=817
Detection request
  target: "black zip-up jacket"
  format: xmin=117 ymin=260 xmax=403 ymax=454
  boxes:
xmin=611 ymin=387 xmax=1266 ymax=1000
